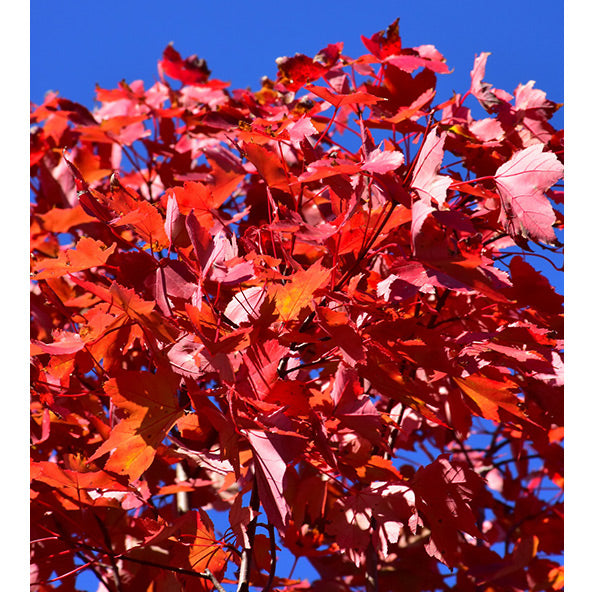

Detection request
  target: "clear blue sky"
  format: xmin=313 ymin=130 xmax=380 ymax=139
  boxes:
xmin=29 ymin=1 xmax=564 ymax=589
xmin=31 ymin=0 xmax=563 ymax=117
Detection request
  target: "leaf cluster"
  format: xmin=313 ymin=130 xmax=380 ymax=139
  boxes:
xmin=30 ymin=20 xmax=563 ymax=592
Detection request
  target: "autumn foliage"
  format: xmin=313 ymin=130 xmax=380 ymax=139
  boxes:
xmin=30 ymin=20 xmax=564 ymax=592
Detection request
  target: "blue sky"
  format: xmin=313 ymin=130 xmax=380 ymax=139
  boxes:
xmin=31 ymin=0 xmax=563 ymax=115
xmin=28 ymin=1 xmax=565 ymax=589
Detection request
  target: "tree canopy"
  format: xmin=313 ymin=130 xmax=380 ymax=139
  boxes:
xmin=30 ymin=19 xmax=563 ymax=592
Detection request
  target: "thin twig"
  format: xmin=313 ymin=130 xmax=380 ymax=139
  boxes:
xmin=365 ymin=517 xmax=379 ymax=592
xmin=261 ymin=523 xmax=277 ymax=592
xmin=204 ymin=568 xmax=227 ymax=592
xmin=237 ymin=475 xmax=260 ymax=592
xmin=93 ymin=513 xmax=123 ymax=592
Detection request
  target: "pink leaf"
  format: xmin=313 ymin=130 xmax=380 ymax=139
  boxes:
xmin=469 ymin=52 xmax=492 ymax=101
xmin=514 ymin=80 xmax=555 ymax=113
xmin=386 ymin=53 xmax=449 ymax=74
xmin=410 ymin=129 xmax=451 ymax=206
xmin=469 ymin=118 xmax=504 ymax=143
xmin=330 ymin=363 xmax=362 ymax=407
xmin=31 ymin=331 xmax=86 ymax=355
xmin=185 ymin=210 xmax=213 ymax=271
xmin=164 ymin=193 xmax=181 ymax=244
xmin=494 ymin=144 xmax=563 ymax=243
xmin=410 ymin=197 xmax=436 ymax=254
xmin=224 ymin=286 xmax=266 ymax=325
xmin=166 ymin=333 xmax=234 ymax=382
xmin=286 ymin=116 xmax=317 ymax=143
xmin=469 ymin=52 xmax=513 ymax=111
xmin=166 ymin=333 xmax=206 ymax=379
xmin=361 ymin=147 xmax=404 ymax=174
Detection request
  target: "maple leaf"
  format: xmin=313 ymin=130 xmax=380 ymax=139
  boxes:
xmin=509 ymin=256 xmax=563 ymax=314
xmin=298 ymin=157 xmax=360 ymax=183
xmin=224 ymin=285 xmax=266 ymax=325
xmin=453 ymin=374 xmax=530 ymax=424
xmin=37 ymin=204 xmax=96 ymax=234
xmin=31 ymin=329 xmax=87 ymax=356
xmin=159 ymin=43 xmax=210 ymax=84
xmin=470 ymin=52 xmax=495 ymax=108
xmin=276 ymin=44 xmax=341 ymax=91
xmin=32 ymin=237 xmax=116 ymax=280
xmin=164 ymin=192 xmax=182 ymax=245
xmin=410 ymin=129 xmax=451 ymax=206
xmin=413 ymin=456 xmax=484 ymax=566
xmin=361 ymin=18 xmax=402 ymax=59
xmin=165 ymin=181 xmax=225 ymax=230
xmin=171 ymin=510 xmax=228 ymax=577
xmin=307 ymin=84 xmax=383 ymax=108
xmin=494 ymin=144 xmax=563 ymax=243
xmin=361 ymin=146 xmax=404 ymax=174
xmin=271 ymin=260 xmax=331 ymax=322
xmin=31 ymin=461 xmax=128 ymax=505
xmin=245 ymin=430 xmax=302 ymax=534
xmin=241 ymin=338 xmax=289 ymax=397
xmin=243 ymin=142 xmax=295 ymax=191
xmin=89 ymin=371 xmax=183 ymax=481
xmin=285 ymin=116 xmax=318 ymax=143
xmin=386 ymin=49 xmax=450 ymax=75
xmin=317 ymin=307 xmax=365 ymax=366
xmin=113 ymin=199 xmax=169 ymax=251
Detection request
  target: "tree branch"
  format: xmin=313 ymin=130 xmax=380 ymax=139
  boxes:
xmin=237 ymin=475 xmax=260 ymax=592
xmin=261 ymin=523 xmax=277 ymax=592
xmin=205 ymin=568 xmax=227 ymax=592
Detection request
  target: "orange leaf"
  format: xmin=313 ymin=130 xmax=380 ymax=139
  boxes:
xmin=453 ymin=375 xmax=527 ymax=422
xmin=89 ymin=371 xmax=182 ymax=481
xmin=243 ymin=143 xmax=294 ymax=191
xmin=31 ymin=461 xmax=128 ymax=506
xmin=172 ymin=510 xmax=229 ymax=576
xmin=164 ymin=181 xmax=223 ymax=230
xmin=32 ymin=237 xmax=116 ymax=280
xmin=114 ymin=200 xmax=169 ymax=251
xmin=271 ymin=260 xmax=331 ymax=322
xmin=38 ymin=205 xmax=96 ymax=234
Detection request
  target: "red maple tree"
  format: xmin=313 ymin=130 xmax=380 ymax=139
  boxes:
xmin=30 ymin=20 xmax=564 ymax=592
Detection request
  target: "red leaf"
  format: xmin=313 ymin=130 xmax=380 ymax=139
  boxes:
xmin=243 ymin=142 xmax=294 ymax=191
xmin=31 ymin=330 xmax=86 ymax=356
xmin=165 ymin=181 xmax=224 ymax=230
xmin=114 ymin=199 xmax=169 ymax=251
xmin=307 ymin=85 xmax=383 ymax=108
xmin=413 ymin=456 xmax=484 ymax=566
xmin=298 ymin=158 xmax=360 ymax=183
xmin=361 ymin=19 xmax=402 ymax=59
xmin=159 ymin=43 xmax=210 ymax=85
xmin=276 ymin=44 xmax=342 ymax=91
xmin=509 ymin=256 xmax=563 ymax=314
xmin=246 ymin=430 xmax=299 ymax=534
